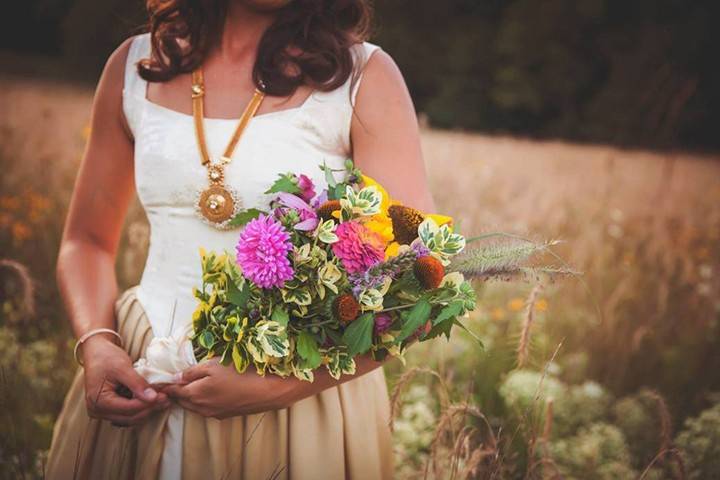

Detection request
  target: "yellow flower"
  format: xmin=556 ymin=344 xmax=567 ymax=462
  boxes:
xmin=384 ymin=241 xmax=401 ymax=259
xmin=365 ymin=215 xmax=394 ymax=243
xmin=360 ymin=174 xmax=454 ymax=257
xmin=490 ymin=307 xmax=506 ymax=321
xmin=361 ymin=175 xmax=391 ymax=212
xmin=427 ymin=213 xmax=453 ymax=227
xmin=361 ymin=174 xmax=396 ymax=244
xmin=535 ymin=299 xmax=548 ymax=312
xmin=507 ymin=297 xmax=525 ymax=312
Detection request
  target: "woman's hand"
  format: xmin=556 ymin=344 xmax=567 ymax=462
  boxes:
xmin=82 ymin=335 xmax=170 ymax=426
xmin=160 ymin=360 xmax=295 ymax=419
xmin=162 ymin=355 xmax=384 ymax=420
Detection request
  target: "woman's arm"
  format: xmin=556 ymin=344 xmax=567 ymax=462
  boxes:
xmin=164 ymin=49 xmax=433 ymax=419
xmin=57 ymin=37 xmax=169 ymax=424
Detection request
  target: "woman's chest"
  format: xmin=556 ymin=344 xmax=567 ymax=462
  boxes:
xmin=132 ymin=105 xmax=350 ymax=211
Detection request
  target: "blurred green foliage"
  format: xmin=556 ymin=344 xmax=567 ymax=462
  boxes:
xmin=2 ymin=0 xmax=719 ymax=150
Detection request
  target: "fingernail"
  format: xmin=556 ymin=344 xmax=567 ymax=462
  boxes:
xmin=143 ymin=388 xmax=158 ymax=401
xmin=172 ymin=372 xmax=183 ymax=384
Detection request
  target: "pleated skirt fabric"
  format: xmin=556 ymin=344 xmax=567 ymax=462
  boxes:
xmin=45 ymin=285 xmax=394 ymax=480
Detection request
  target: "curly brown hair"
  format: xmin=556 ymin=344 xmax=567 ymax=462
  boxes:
xmin=138 ymin=0 xmax=373 ymax=97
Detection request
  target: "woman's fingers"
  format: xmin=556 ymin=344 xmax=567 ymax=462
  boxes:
xmin=178 ymin=360 xmax=216 ymax=384
xmin=103 ymin=407 xmax=157 ymax=427
xmin=114 ymin=364 xmax=158 ymax=403
xmin=94 ymin=394 xmax=148 ymax=416
xmin=174 ymin=398 xmax=213 ymax=418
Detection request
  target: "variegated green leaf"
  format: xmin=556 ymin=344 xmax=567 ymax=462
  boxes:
xmin=418 ymin=218 xmax=466 ymax=265
xmin=314 ymin=219 xmax=339 ymax=244
xmin=254 ymin=321 xmax=290 ymax=358
xmin=281 ymin=286 xmax=313 ymax=306
xmin=231 ymin=344 xmax=249 ymax=373
xmin=341 ymin=184 xmax=382 ymax=218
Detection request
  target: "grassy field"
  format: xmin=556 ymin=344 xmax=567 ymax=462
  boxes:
xmin=1 ymin=75 xmax=719 ymax=479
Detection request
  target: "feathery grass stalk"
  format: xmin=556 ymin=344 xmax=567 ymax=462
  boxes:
xmin=495 ymin=341 xmax=564 ymax=476
xmin=429 ymin=403 xmax=499 ymax=479
xmin=389 ymin=367 xmax=449 ymax=432
xmin=517 ymin=285 xmax=543 ymax=368
xmin=449 ymin=236 xmax=570 ymax=283
xmin=0 ymin=258 xmax=36 ymax=319
xmin=648 ymin=390 xmax=673 ymax=453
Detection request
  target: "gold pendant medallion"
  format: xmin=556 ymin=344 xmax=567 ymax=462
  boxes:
xmin=190 ymin=67 xmax=265 ymax=230
xmin=195 ymin=164 xmax=241 ymax=230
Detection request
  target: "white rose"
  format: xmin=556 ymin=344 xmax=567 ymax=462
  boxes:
xmin=133 ymin=327 xmax=196 ymax=385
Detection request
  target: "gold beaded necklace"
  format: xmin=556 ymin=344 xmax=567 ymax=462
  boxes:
xmin=191 ymin=68 xmax=265 ymax=230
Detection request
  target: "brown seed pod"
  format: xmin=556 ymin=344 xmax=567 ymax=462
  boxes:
xmin=413 ymin=255 xmax=445 ymax=290
xmin=334 ymin=293 xmax=360 ymax=325
xmin=317 ymin=199 xmax=341 ymax=221
xmin=388 ymin=205 xmax=425 ymax=245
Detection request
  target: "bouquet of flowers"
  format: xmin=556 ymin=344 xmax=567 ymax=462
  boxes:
xmin=188 ymin=161 xmax=561 ymax=382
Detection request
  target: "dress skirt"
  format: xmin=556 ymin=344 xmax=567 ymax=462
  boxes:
xmin=45 ymin=286 xmax=394 ymax=480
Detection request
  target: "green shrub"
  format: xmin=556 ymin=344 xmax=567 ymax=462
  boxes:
xmin=549 ymin=422 xmax=636 ymax=480
xmin=676 ymin=402 xmax=720 ymax=480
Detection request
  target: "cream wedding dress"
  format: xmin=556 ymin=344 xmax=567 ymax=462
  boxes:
xmin=46 ymin=33 xmax=393 ymax=480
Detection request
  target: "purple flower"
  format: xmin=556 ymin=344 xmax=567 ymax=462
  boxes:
xmin=311 ymin=189 xmax=329 ymax=209
xmin=411 ymin=240 xmax=431 ymax=258
xmin=297 ymin=174 xmax=316 ymax=203
xmin=275 ymin=192 xmax=319 ymax=231
xmin=374 ymin=313 xmax=393 ymax=335
xmin=235 ymin=215 xmax=294 ymax=289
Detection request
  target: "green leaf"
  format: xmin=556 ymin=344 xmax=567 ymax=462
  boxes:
xmin=226 ymin=281 xmax=249 ymax=308
xmin=425 ymin=317 xmax=454 ymax=341
xmin=198 ymin=330 xmax=216 ymax=350
xmin=219 ymin=343 xmax=232 ymax=365
xmin=324 ymin=161 xmax=338 ymax=189
xmin=433 ymin=300 xmax=465 ymax=326
xmin=231 ymin=344 xmax=249 ymax=373
xmin=297 ymin=331 xmax=322 ymax=369
xmin=325 ymin=329 xmax=343 ymax=345
xmin=397 ymin=298 xmax=432 ymax=343
xmin=265 ymin=174 xmax=301 ymax=195
xmin=342 ymin=312 xmax=374 ymax=356
xmin=228 ymin=208 xmax=263 ymax=227
xmin=280 ymin=287 xmax=312 ymax=306
xmin=271 ymin=306 xmax=290 ymax=327
xmin=453 ymin=319 xmax=484 ymax=348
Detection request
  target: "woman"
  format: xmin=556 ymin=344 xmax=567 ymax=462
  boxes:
xmin=47 ymin=0 xmax=435 ymax=478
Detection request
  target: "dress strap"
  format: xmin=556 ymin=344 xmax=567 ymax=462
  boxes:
xmin=350 ymin=41 xmax=382 ymax=107
xmin=124 ymin=33 xmax=150 ymax=99
xmin=122 ymin=33 xmax=151 ymax=137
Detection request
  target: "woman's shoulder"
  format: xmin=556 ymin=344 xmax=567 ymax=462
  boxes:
xmin=97 ymin=33 xmax=150 ymax=94
xmin=346 ymin=40 xmax=407 ymax=107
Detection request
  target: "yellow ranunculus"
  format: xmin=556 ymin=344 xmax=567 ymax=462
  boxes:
xmin=427 ymin=213 xmax=453 ymax=227
xmin=361 ymin=175 xmax=391 ymax=212
xmin=360 ymin=174 xmax=455 ymax=258
xmin=384 ymin=241 xmax=401 ymax=259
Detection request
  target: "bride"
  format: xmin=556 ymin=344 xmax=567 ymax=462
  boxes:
xmin=46 ymin=0 xmax=435 ymax=478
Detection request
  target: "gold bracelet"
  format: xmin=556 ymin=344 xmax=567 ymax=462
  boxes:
xmin=73 ymin=328 xmax=124 ymax=367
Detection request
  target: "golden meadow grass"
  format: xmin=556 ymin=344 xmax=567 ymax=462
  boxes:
xmin=1 ymin=75 xmax=719 ymax=478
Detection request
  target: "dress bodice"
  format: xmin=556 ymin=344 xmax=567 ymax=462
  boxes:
xmin=122 ymin=33 xmax=382 ymax=337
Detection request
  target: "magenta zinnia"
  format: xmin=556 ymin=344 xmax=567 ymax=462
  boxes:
xmin=235 ymin=215 xmax=294 ymax=288
xmin=332 ymin=221 xmax=385 ymax=274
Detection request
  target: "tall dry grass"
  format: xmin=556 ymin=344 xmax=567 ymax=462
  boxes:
xmin=1 ymin=74 xmax=719 ymax=478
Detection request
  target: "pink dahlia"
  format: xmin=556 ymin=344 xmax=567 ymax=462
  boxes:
xmin=332 ymin=221 xmax=385 ymax=274
xmin=235 ymin=215 xmax=294 ymax=289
